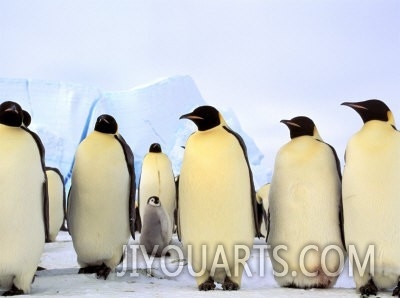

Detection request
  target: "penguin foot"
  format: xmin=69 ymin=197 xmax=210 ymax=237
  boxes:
xmin=360 ymin=279 xmax=378 ymax=296
xmin=2 ymin=284 xmax=24 ymax=296
xmin=222 ymin=276 xmax=239 ymax=291
xmin=198 ymin=277 xmax=216 ymax=291
xmin=96 ymin=264 xmax=111 ymax=280
xmin=78 ymin=265 xmax=103 ymax=274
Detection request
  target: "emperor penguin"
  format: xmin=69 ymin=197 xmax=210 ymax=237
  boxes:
xmin=255 ymin=183 xmax=270 ymax=238
xmin=138 ymin=143 xmax=176 ymax=237
xmin=46 ymin=167 xmax=66 ymax=242
xmin=341 ymin=99 xmax=400 ymax=296
xmin=0 ymin=101 xmax=49 ymax=295
xmin=267 ymin=116 xmax=345 ymax=289
xmin=139 ymin=196 xmax=171 ymax=257
xmin=67 ymin=114 xmax=136 ymax=279
xmin=178 ymin=105 xmax=261 ymax=291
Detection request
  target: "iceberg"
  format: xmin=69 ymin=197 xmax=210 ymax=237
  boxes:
xmin=0 ymin=75 xmax=267 ymax=188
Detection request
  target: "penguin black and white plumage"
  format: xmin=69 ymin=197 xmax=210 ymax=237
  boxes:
xmin=138 ymin=143 xmax=176 ymax=237
xmin=46 ymin=167 xmax=66 ymax=242
xmin=0 ymin=101 xmax=49 ymax=295
xmin=267 ymin=116 xmax=345 ymax=289
xmin=67 ymin=114 xmax=136 ymax=280
xmin=255 ymin=183 xmax=270 ymax=238
xmin=178 ymin=105 xmax=261 ymax=291
xmin=139 ymin=196 xmax=171 ymax=257
xmin=342 ymin=99 xmax=400 ymax=296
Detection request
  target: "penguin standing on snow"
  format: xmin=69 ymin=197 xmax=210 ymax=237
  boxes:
xmin=178 ymin=105 xmax=261 ymax=291
xmin=342 ymin=99 xmax=400 ymax=296
xmin=46 ymin=167 xmax=66 ymax=242
xmin=0 ymin=101 xmax=49 ymax=295
xmin=138 ymin=143 xmax=176 ymax=235
xmin=67 ymin=114 xmax=136 ymax=279
xmin=255 ymin=183 xmax=270 ymax=238
xmin=139 ymin=196 xmax=171 ymax=257
xmin=267 ymin=116 xmax=345 ymax=289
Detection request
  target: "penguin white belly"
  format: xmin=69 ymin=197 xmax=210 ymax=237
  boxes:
xmin=343 ymin=124 xmax=400 ymax=289
xmin=68 ymin=132 xmax=130 ymax=269
xmin=0 ymin=127 xmax=45 ymax=293
xmin=180 ymin=128 xmax=254 ymax=285
xmin=46 ymin=170 xmax=64 ymax=242
xmin=139 ymin=154 xmax=176 ymax=235
xmin=268 ymin=138 xmax=344 ymax=288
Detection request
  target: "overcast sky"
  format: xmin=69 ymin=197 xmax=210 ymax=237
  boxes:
xmin=1 ymin=0 xmax=399 ymax=174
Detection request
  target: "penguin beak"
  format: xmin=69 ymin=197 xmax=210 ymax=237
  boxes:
xmin=341 ymin=102 xmax=368 ymax=111
xmin=179 ymin=113 xmax=204 ymax=121
xmin=280 ymin=119 xmax=301 ymax=128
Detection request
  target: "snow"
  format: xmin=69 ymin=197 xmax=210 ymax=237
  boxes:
xmin=19 ymin=231 xmax=396 ymax=297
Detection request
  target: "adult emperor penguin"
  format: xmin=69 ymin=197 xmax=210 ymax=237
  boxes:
xmin=342 ymin=99 xmax=400 ymax=296
xmin=140 ymin=196 xmax=171 ymax=257
xmin=179 ymin=105 xmax=261 ymax=291
xmin=138 ymin=143 xmax=176 ymax=236
xmin=0 ymin=101 xmax=49 ymax=295
xmin=255 ymin=183 xmax=270 ymax=238
xmin=46 ymin=167 xmax=66 ymax=242
xmin=67 ymin=114 xmax=136 ymax=279
xmin=267 ymin=116 xmax=345 ymax=289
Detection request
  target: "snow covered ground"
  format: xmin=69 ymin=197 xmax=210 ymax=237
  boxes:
xmin=5 ymin=231 xmax=386 ymax=297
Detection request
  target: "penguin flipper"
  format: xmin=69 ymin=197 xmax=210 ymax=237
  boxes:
xmin=43 ymin=180 xmax=50 ymax=242
xmin=66 ymin=187 xmax=73 ymax=236
xmin=22 ymin=126 xmax=50 ymax=242
xmin=115 ymin=134 xmax=136 ymax=239
xmin=319 ymin=140 xmax=346 ymax=248
xmin=134 ymin=205 xmax=142 ymax=233
xmin=265 ymin=209 xmax=271 ymax=242
xmin=223 ymin=126 xmax=261 ymax=237
xmin=175 ymin=175 xmax=181 ymax=241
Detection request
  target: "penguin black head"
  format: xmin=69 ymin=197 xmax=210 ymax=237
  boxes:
xmin=22 ymin=110 xmax=31 ymax=127
xmin=0 ymin=101 xmax=24 ymax=127
xmin=280 ymin=116 xmax=318 ymax=139
xmin=179 ymin=105 xmax=221 ymax=131
xmin=341 ymin=99 xmax=394 ymax=126
xmin=94 ymin=114 xmax=118 ymax=134
xmin=149 ymin=143 xmax=162 ymax=153
xmin=147 ymin=196 xmax=161 ymax=207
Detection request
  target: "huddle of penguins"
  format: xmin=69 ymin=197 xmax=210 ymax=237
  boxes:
xmin=0 ymin=99 xmax=399 ymax=296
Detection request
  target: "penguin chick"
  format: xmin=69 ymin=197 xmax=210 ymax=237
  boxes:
xmin=178 ymin=105 xmax=260 ymax=291
xmin=341 ymin=99 xmax=400 ymax=296
xmin=139 ymin=196 xmax=171 ymax=257
xmin=267 ymin=116 xmax=345 ymax=289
